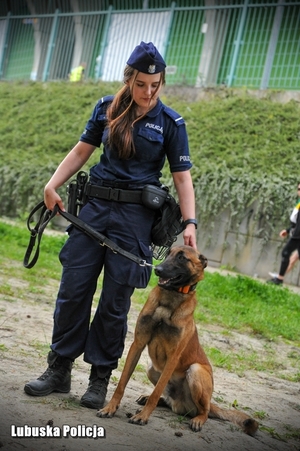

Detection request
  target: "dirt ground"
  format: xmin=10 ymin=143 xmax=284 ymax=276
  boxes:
xmin=0 ymin=266 xmax=299 ymax=451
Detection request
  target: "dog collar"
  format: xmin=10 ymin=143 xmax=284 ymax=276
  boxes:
xmin=177 ymin=283 xmax=197 ymax=294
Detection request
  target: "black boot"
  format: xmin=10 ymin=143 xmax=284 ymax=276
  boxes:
xmin=266 ymin=277 xmax=283 ymax=285
xmin=24 ymin=351 xmax=73 ymax=396
xmin=80 ymin=366 xmax=111 ymax=409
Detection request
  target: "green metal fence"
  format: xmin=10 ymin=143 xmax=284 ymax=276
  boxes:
xmin=0 ymin=0 xmax=299 ymax=90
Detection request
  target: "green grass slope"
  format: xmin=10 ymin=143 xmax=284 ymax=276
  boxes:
xmin=1 ymin=81 xmax=300 ymax=242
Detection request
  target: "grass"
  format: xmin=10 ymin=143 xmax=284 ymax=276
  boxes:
xmin=195 ymin=272 xmax=300 ymax=342
xmin=1 ymin=82 xmax=300 ymax=247
xmin=0 ymin=219 xmax=299 ymax=381
xmin=134 ymin=268 xmax=300 ymax=344
xmin=0 ymin=221 xmax=67 ymax=274
xmin=259 ymin=424 xmax=300 ymax=442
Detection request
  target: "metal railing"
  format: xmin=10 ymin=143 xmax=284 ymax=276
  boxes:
xmin=0 ymin=1 xmax=299 ymax=89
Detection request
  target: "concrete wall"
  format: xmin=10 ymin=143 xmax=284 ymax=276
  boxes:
xmin=195 ymin=202 xmax=300 ymax=286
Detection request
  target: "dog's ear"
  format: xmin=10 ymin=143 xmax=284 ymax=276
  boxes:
xmin=199 ymin=253 xmax=208 ymax=268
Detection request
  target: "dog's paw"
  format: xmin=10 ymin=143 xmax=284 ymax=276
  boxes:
xmin=128 ymin=411 xmax=149 ymax=426
xmin=96 ymin=409 xmax=114 ymax=418
xmin=96 ymin=403 xmax=118 ymax=419
xmin=136 ymin=395 xmax=149 ymax=406
xmin=189 ymin=417 xmax=203 ymax=432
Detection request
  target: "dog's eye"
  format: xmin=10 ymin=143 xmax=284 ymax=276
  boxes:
xmin=177 ymin=252 xmax=188 ymax=262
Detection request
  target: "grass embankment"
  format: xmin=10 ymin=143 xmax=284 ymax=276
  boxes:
xmin=1 ymin=221 xmax=299 ymax=382
xmin=0 ymin=82 xmax=300 ymax=242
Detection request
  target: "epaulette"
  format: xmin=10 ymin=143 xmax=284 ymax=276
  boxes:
xmin=95 ymin=95 xmax=114 ymax=121
xmin=97 ymin=95 xmax=114 ymax=106
xmin=163 ymin=105 xmax=185 ymax=126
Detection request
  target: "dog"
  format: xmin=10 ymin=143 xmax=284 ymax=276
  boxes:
xmin=97 ymin=245 xmax=258 ymax=435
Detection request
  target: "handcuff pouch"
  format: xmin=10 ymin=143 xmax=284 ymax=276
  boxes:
xmin=142 ymin=185 xmax=168 ymax=210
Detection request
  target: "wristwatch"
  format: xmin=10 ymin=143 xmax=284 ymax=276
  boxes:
xmin=183 ymin=219 xmax=198 ymax=229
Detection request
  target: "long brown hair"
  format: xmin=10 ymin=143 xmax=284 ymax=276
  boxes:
xmin=106 ymin=65 xmax=165 ymax=159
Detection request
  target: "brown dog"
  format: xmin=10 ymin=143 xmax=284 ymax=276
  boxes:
xmin=97 ymin=245 xmax=258 ymax=435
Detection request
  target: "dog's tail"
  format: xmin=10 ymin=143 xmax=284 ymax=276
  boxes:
xmin=209 ymin=402 xmax=259 ymax=436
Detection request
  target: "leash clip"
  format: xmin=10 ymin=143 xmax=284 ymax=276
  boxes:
xmin=140 ymin=260 xmax=155 ymax=268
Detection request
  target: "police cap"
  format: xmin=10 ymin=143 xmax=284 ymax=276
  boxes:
xmin=127 ymin=41 xmax=166 ymax=74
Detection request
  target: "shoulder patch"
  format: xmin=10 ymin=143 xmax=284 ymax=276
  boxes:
xmin=163 ymin=106 xmax=185 ymax=126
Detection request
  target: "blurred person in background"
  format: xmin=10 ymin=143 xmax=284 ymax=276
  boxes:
xmin=69 ymin=62 xmax=86 ymax=82
xmin=267 ymin=183 xmax=300 ymax=285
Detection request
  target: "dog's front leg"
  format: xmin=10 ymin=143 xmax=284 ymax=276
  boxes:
xmin=129 ymin=353 xmax=181 ymax=426
xmin=186 ymin=363 xmax=213 ymax=432
xmin=97 ymin=339 xmax=145 ymax=418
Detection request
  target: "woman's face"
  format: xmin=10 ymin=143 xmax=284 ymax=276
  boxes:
xmin=129 ymin=71 xmax=163 ymax=114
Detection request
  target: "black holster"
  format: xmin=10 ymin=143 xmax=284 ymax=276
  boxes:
xmin=66 ymin=171 xmax=89 ymax=216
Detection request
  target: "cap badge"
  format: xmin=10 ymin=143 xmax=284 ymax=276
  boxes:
xmin=148 ymin=65 xmax=156 ymax=74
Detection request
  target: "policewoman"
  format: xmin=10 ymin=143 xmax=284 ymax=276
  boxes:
xmin=24 ymin=42 xmax=197 ymax=409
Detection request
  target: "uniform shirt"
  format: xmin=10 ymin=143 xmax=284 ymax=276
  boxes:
xmin=80 ymin=96 xmax=192 ymax=187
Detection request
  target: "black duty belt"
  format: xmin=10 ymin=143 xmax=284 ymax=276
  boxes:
xmin=85 ymin=184 xmax=143 ymax=204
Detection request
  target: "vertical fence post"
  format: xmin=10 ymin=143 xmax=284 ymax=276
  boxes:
xmin=0 ymin=12 xmax=11 ymax=79
xmin=164 ymin=1 xmax=176 ymax=56
xmin=260 ymin=0 xmax=284 ymax=89
xmin=227 ymin=0 xmax=249 ymax=87
xmin=42 ymin=8 xmax=59 ymax=82
xmin=95 ymin=5 xmax=112 ymax=80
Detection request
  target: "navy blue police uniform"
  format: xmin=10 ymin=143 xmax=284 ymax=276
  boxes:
xmin=23 ymin=40 xmax=195 ymax=409
xmin=51 ymin=96 xmax=192 ymax=376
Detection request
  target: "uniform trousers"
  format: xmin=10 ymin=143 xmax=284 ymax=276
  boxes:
xmin=279 ymin=237 xmax=300 ymax=277
xmin=50 ymin=197 xmax=155 ymax=376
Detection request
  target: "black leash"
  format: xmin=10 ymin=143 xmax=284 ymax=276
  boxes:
xmin=23 ymin=201 xmax=154 ymax=269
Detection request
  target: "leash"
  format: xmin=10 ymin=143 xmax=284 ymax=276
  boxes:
xmin=23 ymin=201 xmax=154 ymax=269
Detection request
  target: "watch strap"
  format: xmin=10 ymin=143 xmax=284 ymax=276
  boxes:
xmin=184 ymin=219 xmax=198 ymax=229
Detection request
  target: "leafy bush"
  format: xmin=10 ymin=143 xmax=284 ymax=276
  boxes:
xmin=1 ymin=81 xmax=300 ymax=245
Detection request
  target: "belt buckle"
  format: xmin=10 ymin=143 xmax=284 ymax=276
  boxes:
xmin=109 ymin=187 xmax=120 ymax=201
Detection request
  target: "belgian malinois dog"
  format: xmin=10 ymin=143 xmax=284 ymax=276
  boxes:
xmin=97 ymin=245 xmax=258 ymax=435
